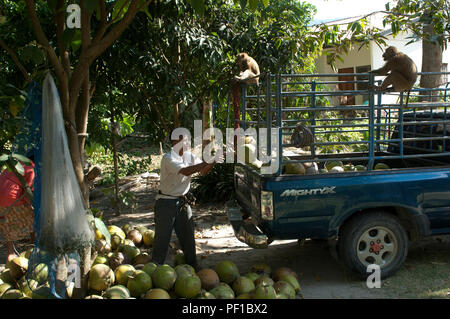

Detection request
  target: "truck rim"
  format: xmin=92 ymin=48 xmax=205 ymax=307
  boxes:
xmin=356 ymin=226 xmax=398 ymax=268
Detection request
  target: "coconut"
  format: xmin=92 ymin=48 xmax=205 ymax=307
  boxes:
xmin=142 ymin=230 xmax=155 ymax=247
xmin=133 ymin=253 xmax=152 ymax=266
xmin=108 ymin=252 xmax=125 ymax=271
xmin=284 ymin=163 xmax=305 ymax=175
xmin=374 ymin=163 xmax=390 ymax=170
xmin=108 ymin=225 xmax=126 ymax=240
xmin=110 ymin=234 xmax=123 ymax=251
xmin=254 ymin=275 xmax=274 ymax=287
xmin=215 ymin=260 xmax=239 ymax=285
xmin=89 ymin=264 xmax=115 ymax=292
xmin=343 ymin=164 xmax=356 ymax=171
xmin=103 ymin=285 xmax=130 ymax=299
xmin=253 ymin=285 xmax=277 ymax=299
xmin=232 ymin=276 xmax=255 ymax=296
xmin=6 ymin=257 xmax=28 ymax=280
xmin=127 ymin=229 xmax=143 ymax=246
xmin=175 ymin=264 xmax=196 ymax=280
xmin=325 ymin=160 xmax=343 ymax=171
xmin=272 ymin=267 xmax=298 ymax=282
xmin=174 ymin=252 xmax=186 ymax=266
xmin=355 ymin=165 xmax=367 ymax=171
xmin=2 ymin=289 xmax=24 ymax=299
xmin=93 ymin=255 xmax=109 ymax=266
xmin=329 ymin=166 xmax=344 ymax=173
xmin=85 ymin=295 xmax=104 ymax=299
xmin=273 ymin=280 xmax=296 ymax=299
xmin=135 ymin=226 xmax=149 ymax=235
xmin=278 ymin=273 xmax=301 ymax=293
xmin=121 ymin=245 xmax=140 ymax=262
xmin=19 ymin=279 xmax=38 ymax=298
xmin=95 ymin=239 xmax=111 ymax=255
xmin=144 ymin=288 xmax=171 ymax=299
xmin=245 ymin=272 xmax=260 ymax=282
xmin=236 ymin=293 xmax=253 ymax=299
xmin=196 ymin=289 xmax=216 ymax=299
xmin=19 ymin=248 xmax=33 ymax=259
xmin=122 ymin=224 xmax=133 ymax=235
xmin=209 ymin=283 xmax=235 ymax=299
xmin=0 ymin=283 xmax=12 ymax=298
xmin=114 ymin=264 xmax=136 ymax=286
xmin=142 ymin=262 xmax=158 ymax=277
xmin=127 ymin=270 xmax=152 ymax=298
xmin=250 ymin=264 xmax=271 ymax=276
xmin=197 ymin=268 xmax=220 ymax=291
xmin=151 ymin=264 xmax=177 ymax=291
xmin=175 ymin=275 xmax=201 ymax=299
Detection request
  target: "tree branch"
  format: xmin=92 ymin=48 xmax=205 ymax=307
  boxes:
xmin=56 ymin=0 xmax=71 ymax=77
xmin=0 ymin=38 xmax=32 ymax=82
xmin=24 ymin=0 xmax=65 ymax=81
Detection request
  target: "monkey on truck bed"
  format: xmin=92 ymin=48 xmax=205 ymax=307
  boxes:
xmin=369 ymin=46 xmax=418 ymax=93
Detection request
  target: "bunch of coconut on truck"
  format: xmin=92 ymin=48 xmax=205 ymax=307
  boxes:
xmin=227 ymin=72 xmax=450 ymax=279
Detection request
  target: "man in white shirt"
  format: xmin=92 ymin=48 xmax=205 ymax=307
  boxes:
xmin=152 ymin=132 xmax=221 ymax=269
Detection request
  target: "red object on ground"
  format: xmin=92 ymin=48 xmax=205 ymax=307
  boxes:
xmin=0 ymin=162 xmax=35 ymax=207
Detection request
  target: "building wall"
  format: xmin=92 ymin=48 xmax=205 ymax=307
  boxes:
xmin=315 ymin=31 xmax=450 ymax=106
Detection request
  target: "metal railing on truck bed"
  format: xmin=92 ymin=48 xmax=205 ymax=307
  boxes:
xmin=235 ymin=72 xmax=450 ymax=175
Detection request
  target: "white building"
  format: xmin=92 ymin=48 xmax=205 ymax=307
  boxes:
xmin=314 ymin=12 xmax=450 ymax=106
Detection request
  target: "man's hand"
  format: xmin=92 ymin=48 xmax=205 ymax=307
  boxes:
xmin=200 ymin=154 xmax=224 ymax=176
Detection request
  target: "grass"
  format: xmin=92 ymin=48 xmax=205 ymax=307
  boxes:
xmin=378 ymin=237 xmax=450 ymax=299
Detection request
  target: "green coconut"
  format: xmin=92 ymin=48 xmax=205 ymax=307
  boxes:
xmin=114 ymin=264 xmax=136 ymax=286
xmin=232 ymin=276 xmax=255 ymax=296
xmin=151 ymin=264 xmax=177 ymax=291
xmin=209 ymin=283 xmax=235 ymax=299
xmin=215 ymin=260 xmax=239 ymax=285
xmin=253 ymin=285 xmax=277 ymax=299
xmin=127 ymin=270 xmax=152 ymax=298
xmin=144 ymin=288 xmax=171 ymax=299
xmin=89 ymin=264 xmax=115 ymax=292
xmin=175 ymin=275 xmax=201 ymax=299
xmin=142 ymin=262 xmax=158 ymax=277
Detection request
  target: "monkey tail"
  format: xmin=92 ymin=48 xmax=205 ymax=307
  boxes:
xmin=404 ymin=89 xmax=411 ymax=108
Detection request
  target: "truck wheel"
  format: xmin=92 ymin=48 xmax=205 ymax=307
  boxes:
xmin=338 ymin=211 xmax=408 ymax=279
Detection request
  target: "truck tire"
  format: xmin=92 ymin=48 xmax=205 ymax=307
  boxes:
xmin=338 ymin=211 xmax=408 ymax=280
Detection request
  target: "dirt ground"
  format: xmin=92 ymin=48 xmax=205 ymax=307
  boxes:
xmin=1 ymin=173 xmax=449 ymax=299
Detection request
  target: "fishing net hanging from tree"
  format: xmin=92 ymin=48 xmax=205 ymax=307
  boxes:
xmin=26 ymin=73 xmax=94 ymax=299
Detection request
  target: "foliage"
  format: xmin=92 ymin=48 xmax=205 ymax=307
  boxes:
xmin=192 ymin=162 xmax=235 ymax=203
xmin=383 ymin=0 xmax=450 ymax=49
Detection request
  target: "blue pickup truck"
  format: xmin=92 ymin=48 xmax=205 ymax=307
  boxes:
xmin=227 ymin=73 xmax=450 ymax=279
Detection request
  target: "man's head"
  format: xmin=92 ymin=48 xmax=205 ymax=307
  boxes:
xmin=170 ymin=128 xmax=191 ymax=156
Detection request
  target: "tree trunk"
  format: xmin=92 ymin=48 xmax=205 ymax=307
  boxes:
xmin=202 ymin=99 xmax=213 ymax=150
xmin=419 ymin=24 xmax=443 ymax=102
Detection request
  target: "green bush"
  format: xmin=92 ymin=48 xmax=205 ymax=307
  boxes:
xmin=192 ymin=163 xmax=235 ymax=203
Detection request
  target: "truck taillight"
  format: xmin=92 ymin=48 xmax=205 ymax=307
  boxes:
xmin=261 ymin=191 xmax=274 ymax=220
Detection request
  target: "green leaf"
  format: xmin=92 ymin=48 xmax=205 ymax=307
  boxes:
xmin=0 ymin=154 xmax=8 ymax=162
xmin=94 ymin=217 xmax=111 ymax=244
xmin=262 ymin=0 xmax=269 ymax=8
xmin=190 ymin=0 xmax=205 ymax=16
xmin=12 ymin=153 xmax=32 ymax=165
xmin=15 ymin=161 xmax=24 ymax=176
xmin=240 ymin=0 xmax=248 ymax=9
xmin=112 ymin=0 xmax=130 ymax=21
xmin=249 ymin=0 xmax=258 ymax=11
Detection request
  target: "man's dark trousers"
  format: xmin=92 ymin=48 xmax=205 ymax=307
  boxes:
xmin=152 ymin=198 xmax=197 ymax=268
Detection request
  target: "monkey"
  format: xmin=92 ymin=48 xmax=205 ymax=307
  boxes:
xmin=369 ymin=46 xmax=418 ymax=107
xmin=234 ymin=52 xmax=260 ymax=85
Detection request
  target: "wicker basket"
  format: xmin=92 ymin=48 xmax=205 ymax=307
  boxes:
xmin=0 ymin=205 xmax=34 ymax=242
